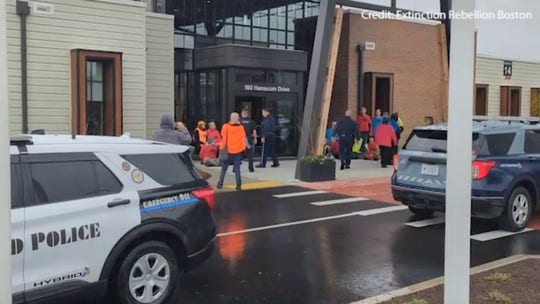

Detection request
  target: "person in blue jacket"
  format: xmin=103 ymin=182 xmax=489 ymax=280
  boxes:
xmin=372 ymin=109 xmax=383 ymax=136
xmin=326 ymin=121 xmax=337 ymax=144
xmin=257 ymin=108 xmax=280 ymax=168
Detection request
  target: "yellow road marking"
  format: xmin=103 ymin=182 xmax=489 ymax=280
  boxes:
xmin=223 ymin=181 xmax=283 ymax=190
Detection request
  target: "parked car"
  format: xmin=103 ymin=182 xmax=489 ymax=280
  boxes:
xmin=9 ymin=134 xmax=216 ymax=304
xmin=392 ymin=116 xmax=540 ymax=231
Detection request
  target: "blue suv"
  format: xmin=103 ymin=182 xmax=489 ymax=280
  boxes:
xmin=392 ymin=116 xmax=540 ymax=231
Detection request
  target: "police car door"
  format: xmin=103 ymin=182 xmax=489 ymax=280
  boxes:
xmin=21 ymin=152 xmax=140 ymax=298
xmin=10 ymin=147 xmax=25 ymax=302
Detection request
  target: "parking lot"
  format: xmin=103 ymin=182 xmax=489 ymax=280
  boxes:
xmin=171 ymin=186 xmax=540 ymax=304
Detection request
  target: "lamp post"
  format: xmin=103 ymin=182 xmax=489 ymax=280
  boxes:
xmin=444 ymin=0 xmax=475 ymax=303
xmin=0 ymin=0 xmax=13 ymax=303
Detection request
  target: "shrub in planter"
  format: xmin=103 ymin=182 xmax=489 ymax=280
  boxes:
xmin=299 ymin=155 xmax=336 ymax=182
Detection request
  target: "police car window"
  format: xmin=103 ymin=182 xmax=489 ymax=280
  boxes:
xmin=524 ymin=130 xmax=540 ymax=154
xmin=94 ymin=161 xmax=123 ymax=195
xmin=11 ymin=164 xmax=23 ymax=209
xmin=123 ymin=154 xmax=199 ymax=186
xmin=30 ymin=161 xmax=95 ymax=204
xmin=482 ymin=133 xmax=516 ymax=155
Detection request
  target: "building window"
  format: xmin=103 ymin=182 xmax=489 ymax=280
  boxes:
xmin=474 ymin=84 xmax=488 ymax=115
xmin=500 ymin=86 xmax=521 ymax=116
xmin=86 ymin=61 xmax=105 ymax=135
xmin=153 ymin=0 xmax=166 ymax=13
xmin=531 ymin=88 xmax=540 ymax=117
xmin=71 ymin=50 xmax=123 ymax=136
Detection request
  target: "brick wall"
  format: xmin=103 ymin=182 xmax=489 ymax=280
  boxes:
xmin=331 ymin=11 xmax=448 ymax=138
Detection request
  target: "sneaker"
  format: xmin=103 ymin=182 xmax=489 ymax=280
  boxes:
xmin=340 ymin=164 xmax=345 ymax=170
xmin=216 ymin=183 xmax=223 ymax=189
xmin=249 ymin=168 xmax=255 ymax=172
xmin=345 ymin=165 xmax=351 ymax=169
xmin=255 ymin=164 xmax=265 ymax=168
xmin=271 ymin=164 xmax=280 ymax=168
xmin=236 ymin=185 xmax=242 ymax=191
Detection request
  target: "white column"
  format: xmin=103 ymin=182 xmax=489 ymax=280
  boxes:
xmin=0 ymin=0 xmax=13 ymax=303
xmin=444 ymin=1 xmax=475 ymax=303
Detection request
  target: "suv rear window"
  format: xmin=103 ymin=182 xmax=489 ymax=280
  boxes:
xmin=122 ymin=153 xmax=202 ymax=186
xmin=403 ymin=130 xmax=516 ymax=156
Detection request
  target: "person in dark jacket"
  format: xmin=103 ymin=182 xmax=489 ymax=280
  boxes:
xmin=153 ymin=114 xmax=192 ymax=145
xmin=257 ymin=108 xmax=280 ymax=168
xmin=334 ymin=110 xmax=359 ymax=170
xmin=240 ymin=108 xmax=258 ymax=172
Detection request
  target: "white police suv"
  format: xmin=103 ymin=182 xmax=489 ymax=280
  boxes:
xmin=9 ymin=134 xmax=216 ymax=304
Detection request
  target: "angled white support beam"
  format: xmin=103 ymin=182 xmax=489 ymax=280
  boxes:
xmin=444 ymin=0 xmax=475 ymax=303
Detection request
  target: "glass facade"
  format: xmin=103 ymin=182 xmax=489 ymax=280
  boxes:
xmin=166 ymin=0 xmax=319 ymax=156
xmin=169 ymin=0 xmax=320 ymax=50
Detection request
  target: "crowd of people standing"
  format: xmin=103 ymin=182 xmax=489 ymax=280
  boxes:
xmin=328 ymin=107 xmax=404 ymax=169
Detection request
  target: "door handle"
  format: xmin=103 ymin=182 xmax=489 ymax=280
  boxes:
xmin=528 ymin=156 xmax=537 ymax=160
xmin=108 ymin=199 xmax=131 ymax=208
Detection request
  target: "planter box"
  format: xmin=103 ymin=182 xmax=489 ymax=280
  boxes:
xmin=299 ymin=159 xmax=336 ymax=182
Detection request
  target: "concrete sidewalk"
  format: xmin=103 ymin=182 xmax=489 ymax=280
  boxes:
xmin=197 ymin=159 xmax=394 ymax=197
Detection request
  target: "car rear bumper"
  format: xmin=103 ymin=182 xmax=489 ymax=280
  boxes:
xmin=187 ymin=236 xmax=215 ymax=271
xmin=392 ymin=185 xmax=505 ymax=219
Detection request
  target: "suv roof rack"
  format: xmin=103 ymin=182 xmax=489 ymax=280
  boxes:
xmin=473 ymin=116 xmax=540 ymax=125
xmin=10 ymin=135 xmax=33 ymax=146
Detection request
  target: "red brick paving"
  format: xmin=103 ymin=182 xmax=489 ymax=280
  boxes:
xmin=299 ymin=177 xmax=398 ymax=204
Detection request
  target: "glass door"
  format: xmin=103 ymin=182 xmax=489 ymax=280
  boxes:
xmin=267 ymin=95 xmax=298 ymax=156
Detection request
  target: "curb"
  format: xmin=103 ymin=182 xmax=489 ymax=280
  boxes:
xmin=350 ymin=254 xmax=539 ymax=304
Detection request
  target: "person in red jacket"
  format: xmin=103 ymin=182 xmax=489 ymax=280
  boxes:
xmin=375 ymin=117 xmax=397 ymax=168
xmin=356 ymin=107 xmax=372 ymax=154
xmin=206 ymin=121 xmax=222 ymax=145
xmin=200 ymin=137 xmax=220 ymax=167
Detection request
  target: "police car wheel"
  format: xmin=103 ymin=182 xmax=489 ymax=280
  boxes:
xmin=116 ymin=241 xmax=181 ymax=304
xmin=499 ymin=186 xmax=532 ymax=232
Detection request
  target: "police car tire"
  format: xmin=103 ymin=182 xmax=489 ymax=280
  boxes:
xmin=115 ymin=241 xmax=181 ymax=304
xmin=499 ymin=186 xmax=532 ymax=232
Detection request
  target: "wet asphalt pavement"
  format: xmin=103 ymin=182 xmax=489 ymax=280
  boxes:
xmin=169 ymin=186 xmax=540 ymax=304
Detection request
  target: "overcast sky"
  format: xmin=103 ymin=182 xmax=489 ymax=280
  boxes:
xmin=348 ymin=0 xmax=540 ymax=62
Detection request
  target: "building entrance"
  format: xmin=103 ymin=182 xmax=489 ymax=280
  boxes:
xmin=235 ymin=94 xmax=299 ymax=156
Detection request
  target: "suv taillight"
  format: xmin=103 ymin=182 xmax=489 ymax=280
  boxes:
xmin=194 ymin=187 xmax=216 ymax=210
xmin=472 ymin=160 xmax=496 ymax=180
xmin=393 ymin=154 xmax=399 ymax=171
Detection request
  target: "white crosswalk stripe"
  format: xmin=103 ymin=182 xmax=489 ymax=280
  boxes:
xmin=273 ymin=190 xmax=328 ymax=198
xmin=406 ymin=217 xmax=446 ymax=228
xmin=471 ymin=228 xmax=533 ymax=242
xmin=356 ymin=206 xmax=409 ymax=216
xmin=311 ymin=197 xmax=368 ymax=206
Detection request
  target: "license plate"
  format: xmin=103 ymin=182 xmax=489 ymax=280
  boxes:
xmin=421 ymin=164 xmax=439 ymax=176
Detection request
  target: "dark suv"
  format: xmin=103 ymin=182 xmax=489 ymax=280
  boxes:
xmin=392 ymin=116 xmax=540 ymax=231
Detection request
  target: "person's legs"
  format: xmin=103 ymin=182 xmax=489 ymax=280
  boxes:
xmin=247 ymin=146 xmax=254 ymax=172
xmin=258 ymin=142 xmax=268 ymax=167
xmin=339 ymin=139 xmax=347 ymax=169
xmin=380 ymin=146 xmax=389 ymax=167
xmin=270 ymin=137 xmax=279 ymax=167
xmin=343 ymin=138 xmax=353 ymax=168
xmin=217 ymin=157 xmax=230 ymax=188
xmin=232 ymin=154 xmax=242 ymax=190
xmin=360 ymin=132 xmax=369 ymax=153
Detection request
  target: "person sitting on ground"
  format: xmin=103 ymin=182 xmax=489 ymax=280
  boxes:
xmin=364 ymin=136 xmax=380 ymax=161
xmin=206 ymin=121 xmax=222 ymax=145
xmin=153 ymin=114 xmax=192 ymax=145
xmin=326 ymin=121 xmax=338 ymax=144
xmin=200 ymin=137 xmax=220 ymax=167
